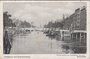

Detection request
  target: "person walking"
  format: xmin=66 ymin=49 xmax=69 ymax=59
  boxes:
xmin=3 ymin=29 xmax=11 ymax=54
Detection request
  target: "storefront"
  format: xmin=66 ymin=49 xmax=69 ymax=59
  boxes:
xmin=71 ymin=30 xmax=86 ymax=44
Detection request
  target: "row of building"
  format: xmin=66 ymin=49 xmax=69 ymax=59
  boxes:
xmin=63 ymin=6 xmax=86 ymax=30
xmin=62 ymin=6 xmax=86 ymax=44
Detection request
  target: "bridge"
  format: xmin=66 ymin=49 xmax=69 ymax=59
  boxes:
xmin=20 ymin=27 xmax=50 ymax=31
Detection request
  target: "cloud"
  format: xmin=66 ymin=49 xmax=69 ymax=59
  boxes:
xmin=3 ymin=2 xmax=86 ymax=27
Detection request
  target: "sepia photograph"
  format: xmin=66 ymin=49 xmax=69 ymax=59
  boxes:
xmin=3 ymin=2 xmax=87 ymax=54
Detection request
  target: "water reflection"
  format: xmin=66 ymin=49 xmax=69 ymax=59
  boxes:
xmin=44 ymin=31 xmax=86 ymax=54
xmin=43 ymin=31 xmax=74 ymax=54
xmin=10 ymin=31 xmax=86 ymax=54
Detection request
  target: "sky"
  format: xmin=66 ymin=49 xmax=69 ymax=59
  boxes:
xmin=3 ymin=2 xmax=86 ymax=27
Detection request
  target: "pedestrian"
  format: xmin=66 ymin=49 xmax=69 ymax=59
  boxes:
xmin=3 ymin=29 xmax=11 ymax=54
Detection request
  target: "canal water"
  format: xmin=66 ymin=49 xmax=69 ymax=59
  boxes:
xmin=10 ymin=31 xmax=74 ymax=54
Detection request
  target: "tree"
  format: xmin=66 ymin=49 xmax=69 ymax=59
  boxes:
xmin=20 ymin=21 xmax=31 ymax=28
xmin=3 ymin=11 xmax=16 ymax=27
xmin=44 ymin=21 xmax=63 ymax=29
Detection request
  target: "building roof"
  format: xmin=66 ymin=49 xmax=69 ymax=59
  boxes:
xmin=71 ymin=30 xmax=86 ymax=33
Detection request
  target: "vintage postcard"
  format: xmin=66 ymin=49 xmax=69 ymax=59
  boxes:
xmin=0 ymin=1 xmax=90 ymax=59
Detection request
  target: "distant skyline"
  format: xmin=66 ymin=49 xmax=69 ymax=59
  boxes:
xmin=3 ymin=2 xmax=86 ymax=27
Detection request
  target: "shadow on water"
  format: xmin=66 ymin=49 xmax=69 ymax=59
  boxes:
xmin=15 ymin=30 xmax=33 ymax=37
xmin=44 ymin=31 xmax=59 ymax=40
xmin=44 ymin=31 xmax=86 ymax=54
xmin=61 ymin=42 xmax=86 ymax=54
xmin=61 ymin=44 xmax=73 ymax=54
xmin=72 ymin=46 xmax=86 ymax=54
xmin=46 ymin=35 xmax=56 ymax=40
